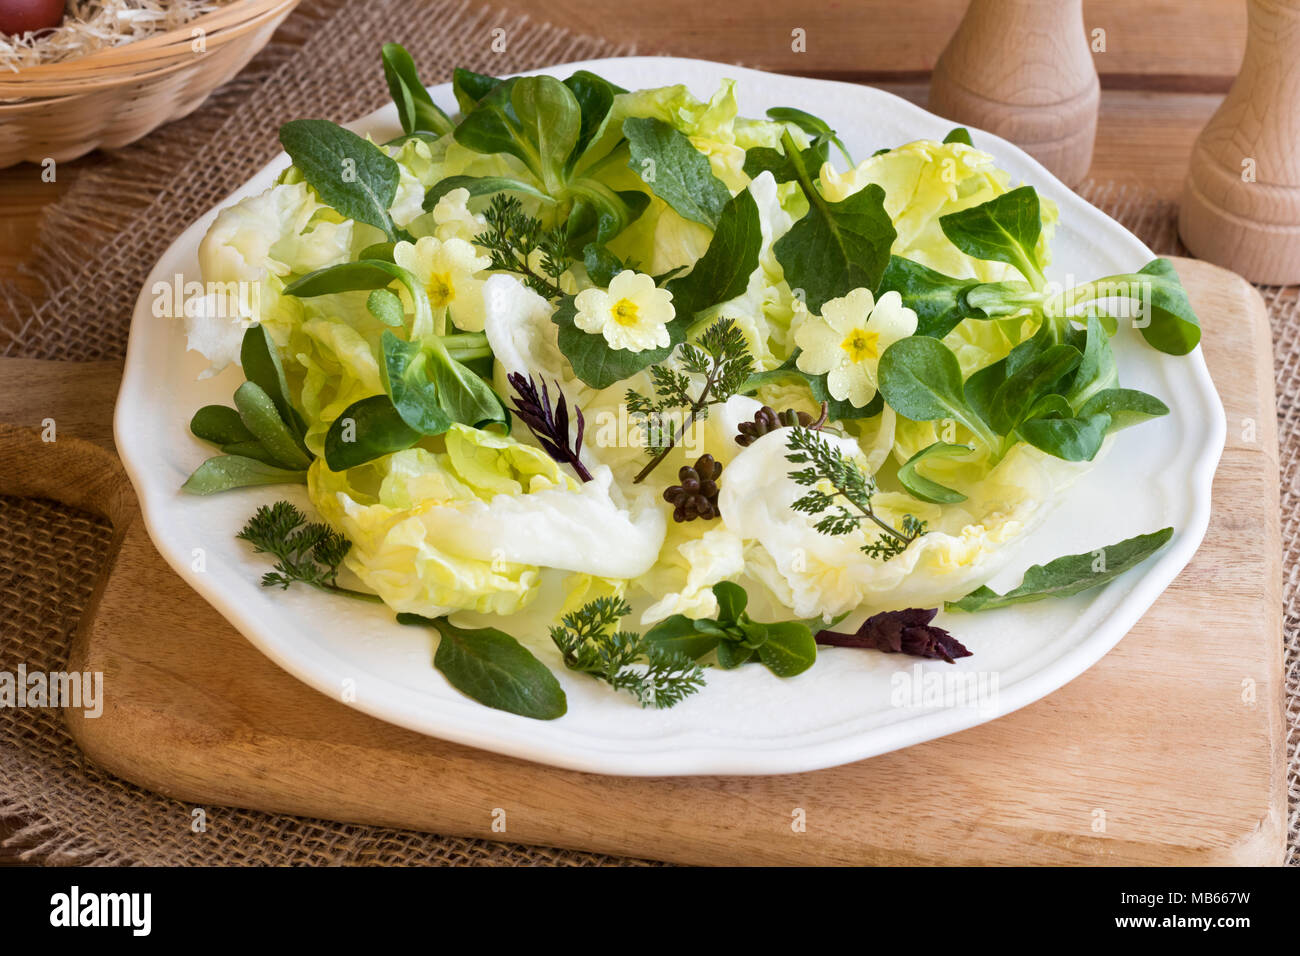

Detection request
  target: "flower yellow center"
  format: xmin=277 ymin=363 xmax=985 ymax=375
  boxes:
xmin=426 ymin=273 xmax=455 ymax=308
xmin=611 ymin=297 xmax=640 ymax=327
xmin=840 ymin=327 xmax=880 ymax=363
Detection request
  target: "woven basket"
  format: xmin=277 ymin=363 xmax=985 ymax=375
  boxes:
xmin=0 ymin=0 xmax=300 ymax=168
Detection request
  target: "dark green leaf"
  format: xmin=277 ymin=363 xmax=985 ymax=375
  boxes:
xmin=283 ymin=260 xmax=403 ymax=297
xmin=877 ymin=336 xmax=989 ymax=440
xmin=453 ymin=78 xmax=536 ymax=174
xmin=398 ymin=614 xmax=567 ymax=720
xmin=942 ymin=127 xmax=973 ymax=146
xmin=1017 ymin=412 xmax=1111 ymax=461
xmin=712 ymin=581 xmax=748 ymax=623
xmin=278 ymin=119 xmax=400 ymax=240
xmin=1077 ymin=387 xmax=1169 ymax=430
xmin=1024 ymin=393 xmax=1073 ymax=421
xmin=582 ymin=243 xmax=624 ymax=287
xmin=552 ymin=295 xmax=658 ymax=389
xmin=512 ymin=75 xmax=582 ymax=184
xmin=715 ymin=639 xmax=754 ymax=669
xmin=423 ymin=174 xmax=554 ymax=211
xmin=381 ymin=42 xmax=453 ymax=136
xmin=642 ymin=615 xmax=724 ymax=660
xmin=427 ymin=348 xmax=510 ymax=430
xmin=735 ymin=620 xmax=770 ymax=650
xmin=766 ymin=105 xmax=852 ymax=164
xmin=988 ymin=343 xmax=1082 ymax=435
xmin=876 ymin=255 xmax=985 ymax=339
xmin=240 ymin=324 xmax=307 ymax=439
xmin=963 ymin=356 xmax=1007 ymax=430
xmin=755 ymin=621 xmax=817 ymax=677
xmin=664 ymin=187 xmax=763 ymax=321
xmin=381 ymin=330 xmax=503 ymax=433
xmin=190 ymin=404 xmax=255 ymax=446
xmin=381 ymin=333 xmax=455 ymax=434
xmin=1132 ymin=258 xmax=1202 ymax=355
xmin=938 ymin=185 xmax=1044 ymax=285
xmin=233 ymin=381 xmax=313 ymax=470
xmin=324 ymin=394 xmax=422 ymax=470
xmin=452 ymin=67 xmax=502 ymax=114
xmin=564 ymin=70 xmax=622 ymax=169
xmin=1005 ymin=317 xmax=1057 ymax=375
xmin=218 ymin=440 xmax=281 ymax=465
xmin=553 ymin=188 xmax=761 ymax=389
xmin=623 ymin=116 xmax=732 ymax=228
xmin=1065 ymin=314 xmax=1117 ymax=410
xmin=948 ymin=527 xmax=1174 ymax=612
xmin=774 ymin=131 xmax=896 ymax=311
xmin=742 ymin=139 xmax=829 ymax=184
xmin=563 ymin=184 xmax=650 ymax=250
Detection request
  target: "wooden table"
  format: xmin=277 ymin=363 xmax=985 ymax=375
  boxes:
xmin=0 ymin=0 xmax=1246 ymax=296
xmin=0 ymin=0 xmax=1265 ymax=864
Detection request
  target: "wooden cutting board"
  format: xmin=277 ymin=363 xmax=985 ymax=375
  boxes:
xmin=0 ymin=257 xmax=1285 ymax=865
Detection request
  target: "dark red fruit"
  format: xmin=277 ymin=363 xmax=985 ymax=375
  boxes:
xmin=0 ymin=0 xmax=66 ymax=37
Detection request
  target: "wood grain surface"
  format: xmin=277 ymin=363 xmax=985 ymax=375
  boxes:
xmin=490 ymin=0 xmax=1248 ymax=88
xmin=0 ymin=0 xmax=1247 ymax=299
xmin=0 ymin=258 xmax=1283 ymax=865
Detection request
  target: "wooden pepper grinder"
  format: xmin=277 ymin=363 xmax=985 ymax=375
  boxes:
xmin=928 ymin=0 xmax=1099 ymax=187
xmin=1180 ymin=0 xmax=1300 ymax=285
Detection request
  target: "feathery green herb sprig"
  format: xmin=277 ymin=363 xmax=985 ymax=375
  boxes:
xmin=237 ymin=501 xmax=382 ymax=602
xmin=475 ymin=194 xmax=569 ymax=299
xmin=549 ymin=597 xmax=706 ymax=709
xmin=626 ymin=317 xmax=755 ymax=484
xmin=785 ymin=426 xmax=927 ymax=561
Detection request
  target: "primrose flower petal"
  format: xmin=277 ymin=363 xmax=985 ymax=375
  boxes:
xmin=573 ymin=269 xmax=674 ymax=352
xmin=393 ymin=235 xmax=492 ymax=332
xmin=792 ymin=315 xmax=843 ymax=376
xmin=792 ymin=287 xmax=917 ymax=408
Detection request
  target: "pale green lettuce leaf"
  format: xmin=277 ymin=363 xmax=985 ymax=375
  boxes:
xmin=819 ymin=140 xmax=1059 ymax=282
xmin=606 ymin=196 xmax=714 ymax=277
xmin=707 ymin=172 xmax=799 ymax=368
xmin=308 ymin=425 xmax=668 ymax=617
xmin=637 ymin=522 xmax=747 ymax=624
xmin=291 ymin=317 xmax=385 ymax=456
xmin=716 ymin=428 xmax=1089 ymax=617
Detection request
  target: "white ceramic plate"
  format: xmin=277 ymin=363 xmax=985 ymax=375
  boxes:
xmin=114 ymin=57 xmax=1224 ymax=776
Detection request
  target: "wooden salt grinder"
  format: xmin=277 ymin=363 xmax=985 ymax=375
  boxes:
xmin=928 ymin=0 xmax=1099 ymax=187
xmin=1180 ymin=0 xmax=1300 ymax=285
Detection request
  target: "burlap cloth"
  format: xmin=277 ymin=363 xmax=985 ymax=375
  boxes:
xmin=0 ymin=0 xmax=1296 ymax=866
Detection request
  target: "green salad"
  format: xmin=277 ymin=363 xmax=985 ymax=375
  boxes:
xmin=178 ymin=44 xmax=1196 ymax=719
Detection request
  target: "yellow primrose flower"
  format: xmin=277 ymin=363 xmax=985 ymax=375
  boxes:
xmin=573 ymin=270 xmax=674 ymax=352
xmin=794 ymin=288 xmax=917 ymax=408
xmin=431 ymin=187 xmax=487 ymax=243
xmin=393 ymin=235 xmax=491 ymax=332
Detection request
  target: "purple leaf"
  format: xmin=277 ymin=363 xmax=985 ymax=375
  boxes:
xmin=815 ymin=607 xmax=971 ymax=664
xmin=507 ymin=372 xmax=593 ymax=483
